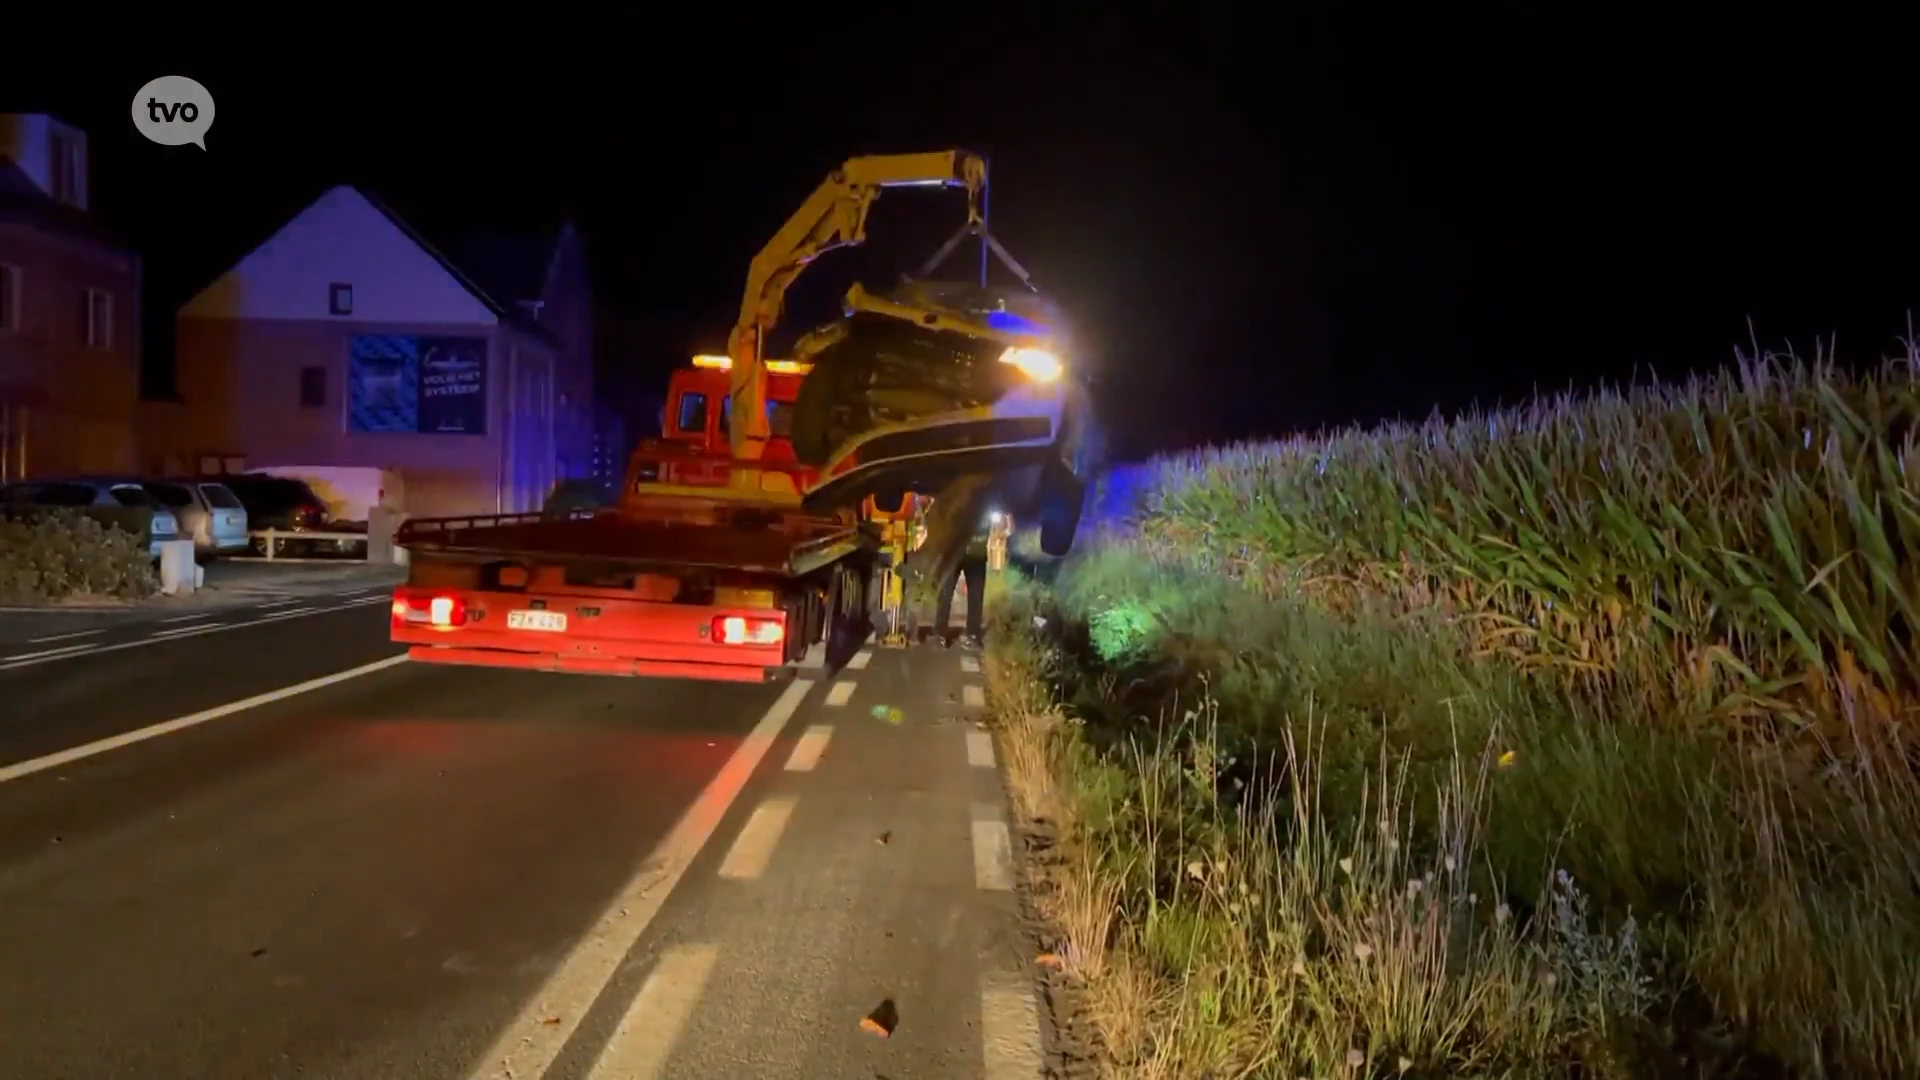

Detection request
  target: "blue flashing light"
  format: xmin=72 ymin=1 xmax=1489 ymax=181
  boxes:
xmin=986 ymin=310 xmax=1044 ymax=336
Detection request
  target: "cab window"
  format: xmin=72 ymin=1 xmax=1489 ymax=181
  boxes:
xmin=674 ymin=393 xmax=709 ymax=437
xmin=720 ymin=398 xmax=795 ymax=439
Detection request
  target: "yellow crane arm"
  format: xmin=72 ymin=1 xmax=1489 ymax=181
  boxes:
xmin=725 ymin=150 xmax=987 ymax=465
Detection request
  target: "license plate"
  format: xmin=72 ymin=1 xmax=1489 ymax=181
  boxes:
xmin=507 ymin=610 xmax=567 ymax=632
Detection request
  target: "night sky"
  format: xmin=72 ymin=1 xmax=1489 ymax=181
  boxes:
xmin=10 ymin=14 xmax=1911 ymax=460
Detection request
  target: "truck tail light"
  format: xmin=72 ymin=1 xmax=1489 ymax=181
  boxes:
xmin=713 ymin=614 xmax=783 ymax=646
xmin=393 ymin=590 xmax=468 ymax=629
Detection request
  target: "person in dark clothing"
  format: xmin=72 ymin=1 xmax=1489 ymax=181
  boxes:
xmin=934 ymin=526 xmax=990 ymax=648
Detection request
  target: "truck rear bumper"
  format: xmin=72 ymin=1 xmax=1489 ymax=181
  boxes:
xmin=390 ymin=592 xmax=793 ymax=684
xmin=403 ymin=643 xmax=786 ymax=683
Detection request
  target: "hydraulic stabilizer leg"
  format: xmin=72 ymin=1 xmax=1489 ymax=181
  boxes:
xmin=878 ymin=525 xmax=910 ymax=648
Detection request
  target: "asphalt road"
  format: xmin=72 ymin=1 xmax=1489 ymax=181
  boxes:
xmin=0 ymin=600 xmax=1042 ymax=1079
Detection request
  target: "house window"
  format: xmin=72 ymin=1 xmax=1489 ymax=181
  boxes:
xmin=49 ymin=134 xmax=82 ymax=207
xmin=81 ymin=288 xmax=111 ymax=349
xmin=0 ymin=264 xmax=18 ymax=332
xmin=299 ymin=366 xmax=327 ymax=409
xmin=329 ymin=282 xmax=353 ymax=316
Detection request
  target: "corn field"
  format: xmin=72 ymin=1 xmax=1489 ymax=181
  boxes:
xmin=1133 ymin=348 xmax=1920 ymax=739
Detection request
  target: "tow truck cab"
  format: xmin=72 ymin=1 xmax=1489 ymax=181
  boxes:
xmin=628 ymin=356 xmax=815 ymax=489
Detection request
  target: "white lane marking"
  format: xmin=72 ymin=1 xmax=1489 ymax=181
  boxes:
xmin=962 ymin=684 xmax=986 ymax=709
xmin=264 ymin=605 xmax=317 ymax=616
xmin=846 ymin=649 xmax=872 ymax=670
xmin=824 ymin=680 xmax=857 ymax=707
xmin=338 ymin=595 xmax=390 ymax=608
xmin=784 ymin=724 xmax=833 ymax=772
xmin=0 ymin=655 xmax=411 ymax=785
xmin=972 ymin=805 xmax=1015 ymax=891
xmin=960 ymin=655 xmax=980 ymax=674
xmin=159 ymin=612 xmax=215 ymax=624
xmin=981 ymin=972 xmax=1045 ymax=1077
xmin=717 ymin=796 xmax=799 ymax=880
xmin=586 ymin=943 xmax=723 ymax=1080
xmin=151 ymin=623 xmax=227 ymax=640
xmin=1 ymin=643 xmax=99 ymax=663
xmin=967 ymin=729 xmax=997 ymax=769
xmin=256 ymin=599 xmax=301 ymax=609
xmin=468 ymin=677 xmax=814 ymax=1080
xmin=0 ymin=603 xmax=381 ymax=671
xmin=26 ymin=629 xmax=103 ymax=644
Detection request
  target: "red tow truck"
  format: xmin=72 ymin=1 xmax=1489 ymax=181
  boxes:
xmin=389 ymin=150 xmax=1092 ymax=682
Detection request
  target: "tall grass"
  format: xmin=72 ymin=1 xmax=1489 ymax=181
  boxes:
xmin=986 ymin=345 xmax=1920 ymax=1078
xmin=1137 ymin=347 xmax=1920 ymax=739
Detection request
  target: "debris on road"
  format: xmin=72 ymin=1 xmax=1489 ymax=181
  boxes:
xmin=860 ymin=998 xmax=899 ymax=1038
xmin=875 ymin=830 xmax=891 ymax=845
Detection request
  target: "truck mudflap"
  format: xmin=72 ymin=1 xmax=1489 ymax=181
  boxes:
xmin=803 ymin=382 xmax=1092 ymax=513
xmin=390 ymin=588 xmax=792 ymax=683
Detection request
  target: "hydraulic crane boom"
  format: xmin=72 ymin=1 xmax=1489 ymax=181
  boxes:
xmin=724 ymin=151 xmax=988 ymax=490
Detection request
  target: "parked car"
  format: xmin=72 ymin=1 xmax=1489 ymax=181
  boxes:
xmin=206 ymin=473 xmax=331 ymax=532
xmin=205 ymin=473 xmax=361 ymax=558
xmin=542 ymin=476 xmax=616 ymax=519
xmin=141 ymin=479 xmax=250 ymax=563
xmin=0 ymin=478 xmax=180 ymax=558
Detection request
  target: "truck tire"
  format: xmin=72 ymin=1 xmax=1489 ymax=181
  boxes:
xmin=823 ymin=561 xmax=871 ymax=669
xmin=1036 ymin=458 xmax=1085 ymax=558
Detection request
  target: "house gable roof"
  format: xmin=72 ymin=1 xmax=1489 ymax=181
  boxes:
xmin=179 ymin=185 xmax=558 ymax=347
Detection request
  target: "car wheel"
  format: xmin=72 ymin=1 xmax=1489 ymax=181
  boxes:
xmin=1037 ymin=458 xmax=1085 ymax=557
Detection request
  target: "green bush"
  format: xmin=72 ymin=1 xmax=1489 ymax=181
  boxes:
xmin=0 ymin=512 xmax=158 ymax=603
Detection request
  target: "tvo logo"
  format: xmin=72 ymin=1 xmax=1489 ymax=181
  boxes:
xmin=131 ymin=76 xmax=216 ymax=150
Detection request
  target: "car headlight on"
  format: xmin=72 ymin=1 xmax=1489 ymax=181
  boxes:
xmin=999 ymin=346 xmax=1063 ymax=383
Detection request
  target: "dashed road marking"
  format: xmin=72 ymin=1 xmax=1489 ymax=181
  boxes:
xmin=847 ymin=649 xmax=872 ymax=670
xmin=467 ymin=677 xmax=815 ymax=1080
xmin=151 ymin=623 xmax=226 ymax=640
xmin=159 ymin=612 xmax=215 ymax=624
xmin=824 ymin=680 xmax=857 ymax=707
xmin=981 ymin=971 xmax=1046 ymax=1077
xmin=962 ymin=684 xmax=986 ymax=709
xmin=960 ymin=654 xmax=980 ymax=674
xmin=1 ymin=643 xmax=98 ymax=664
xmin=784 ymin=724 xmax=834 ymax=771
xmin=2 ymin=603 xmax=392 ymax=671
xmin=0 ymin=655 xmax=411 ymax=784
xmin=966 ymin=729 xmax=997 ymax=768
xmin=256 ymin=599 xmax=301 ymax=609
xmin=26 ymin=629 xmax=102 ymax=644
xmin=972 ymin=804 xmax=1015 ymax=891
xmin=717 ymin=796 xmax=799 ymax=880
xmin=585 ymin=942 xmax=722 ymax=1080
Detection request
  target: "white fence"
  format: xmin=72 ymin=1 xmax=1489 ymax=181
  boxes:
xmin=231 ymin=510 xmax=407 ymax=565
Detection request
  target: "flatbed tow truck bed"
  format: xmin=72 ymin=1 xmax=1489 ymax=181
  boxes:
xmin=390 ymin=507 xmax=877 ymax=683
